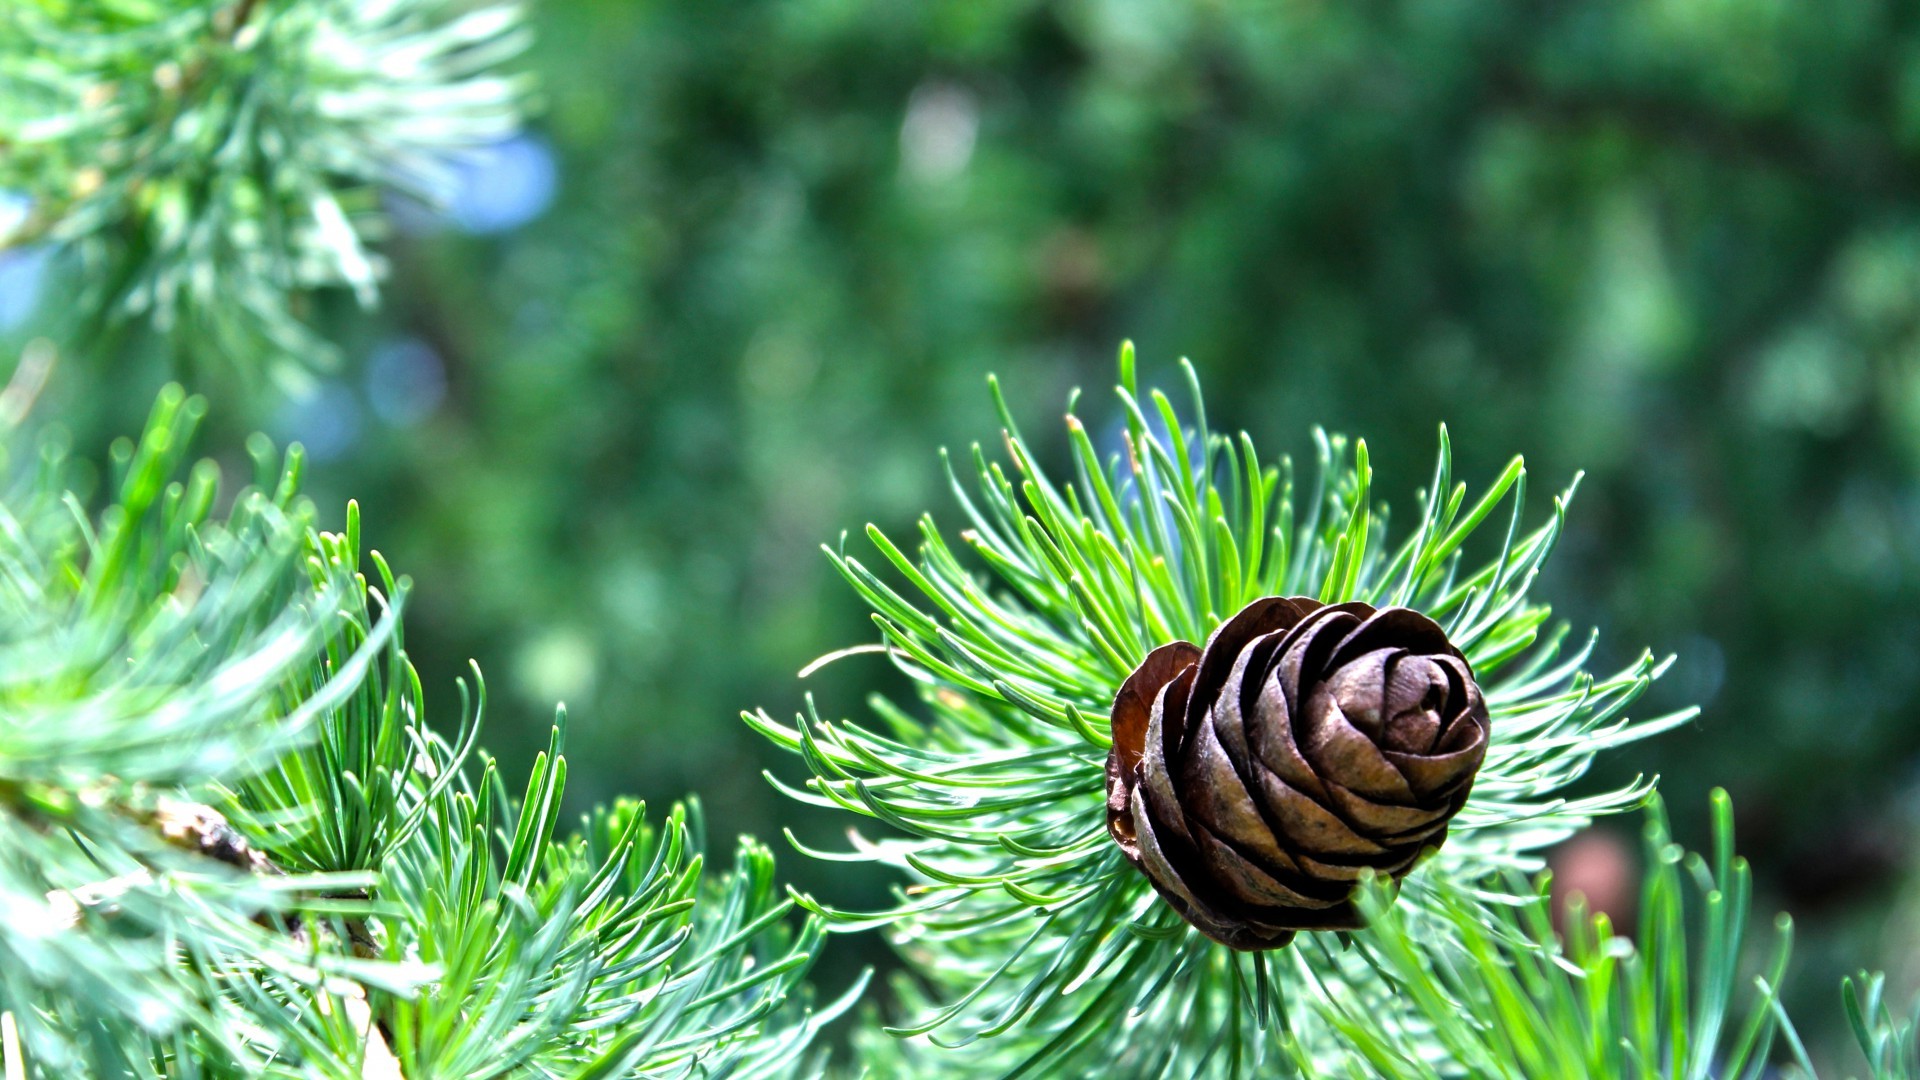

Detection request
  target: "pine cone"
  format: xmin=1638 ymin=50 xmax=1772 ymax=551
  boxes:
xmin=1105 ymin=596 xmax=1490 ymax=950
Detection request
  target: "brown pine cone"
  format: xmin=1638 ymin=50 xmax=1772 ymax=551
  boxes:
xmin=1105 ymin=596 xmax=1490 ymax=950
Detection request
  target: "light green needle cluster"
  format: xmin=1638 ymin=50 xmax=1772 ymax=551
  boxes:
xmin=359 ymin=705 xmax=857 ymax=1079
xmin=1320 ymin=791 xmax=1804 ymax=1080
xmin=0 ymin=0 xmax=528 ymax=378
xmin=1846 ymin=971 xmax=1920 ymax=1080
xmin=0 ymin=380 xmax=404 ymax=1073
xmin=0 ymin=377 xmax=849 ymax=1078
xmin=751 ymin=343 xmax=1699 ymax=1073
xmin=223 ymin=499 xmax=460 ymax=879
xmin=246 ymin=502 xmax=855 ymax=1078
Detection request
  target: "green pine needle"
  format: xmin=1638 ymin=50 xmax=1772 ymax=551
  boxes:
xmin=1844 ymin=971 xmax=1920 ymax=1079
xmin=1315 ymin=791 xmax=1805 ymax=1080
xmin=372 ymin=711 xmax=858 ymax=1079
xmin=0 ymin=382 xmax=408 ymax=1073
xmin=224 ymin=497 xmax=479 ymax=877
xmin=0 ymin=379 xmax=853 ymax=1077
xmin=0 ymin=0 xmax=529 ymax=379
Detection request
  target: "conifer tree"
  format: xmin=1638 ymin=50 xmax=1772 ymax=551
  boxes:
xmin=2 ymin=2 xmax=1919 ymax=1077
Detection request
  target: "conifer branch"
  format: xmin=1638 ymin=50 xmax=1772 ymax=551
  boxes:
xmin=754 ymin=344 xmax=1698 ymax=1073
xmin=0 ymin=370 xmax=851 ymax=1077
xmin=1307 ymin=791 xmax=1804 ymax=1078
xmin=0 ymin=0 xmax=530 ymax=378
xmin=0 ymin=377 xmax=413 ymax=1074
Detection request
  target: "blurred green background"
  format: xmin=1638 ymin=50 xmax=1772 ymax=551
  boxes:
xmin=17 ymin=0 xmax=1920 ymax=1061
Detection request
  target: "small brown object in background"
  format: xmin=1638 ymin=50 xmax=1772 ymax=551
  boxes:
xmin=1550 ymin=828 xmax=1640 ymax=936
xmin=1106 ymin=597 xmax=1491 ymax=951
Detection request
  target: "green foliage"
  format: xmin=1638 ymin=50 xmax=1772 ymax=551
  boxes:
xmin=1322 ymin=791 xmax=1805 ymax=1079
xmin=752 ymin=349 xmax=1693 ymax=1072
xmin=0 ymin=0 xmax=527 ymax=379
xmin=1845 ymin=973 xmax=1920 ymax=1080
xmin=225 ymin=498 xmax=462 ymax=877
xmin=244 ymin=494 xmax=850 ymax=1078
xmin=854 ymin=793 xmax=1813 ymax=1079
xmin=12 ymin=0 xmax=1920 ymax=1073
xmin=0 ymin=375 xmax=845 ymax=1077
xmin=0 ymin=375 xmax=407 ymax=1073
xmin=154 ymin=13 xmax=1920 ymax=1047
xmin=369 ymin=711 xmax=853 ymax=1079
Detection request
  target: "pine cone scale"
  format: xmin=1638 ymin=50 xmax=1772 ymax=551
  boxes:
xmin=1106 ymin=640 xmax=1201 ymax=860
xmin=1301 ymin=689 xmax=1414 ymax=802
xmin=1139 ymin=670 xmax=1196 ymax=836
xmin=1246 ymin=679 xmax=1325 ymax=796
xmin=1129 ymin=788 xmax=1228 ymax=917
xmin=1191 ymin=825 xmax=1342 ymax=911
xmin=1106 ymin=595 xmax=1491 ymax=950
xmin=1323 ymin=779 xmax=1453 ymax=837
xmin=1259 ymin=773 xmax=1394 ymax=858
